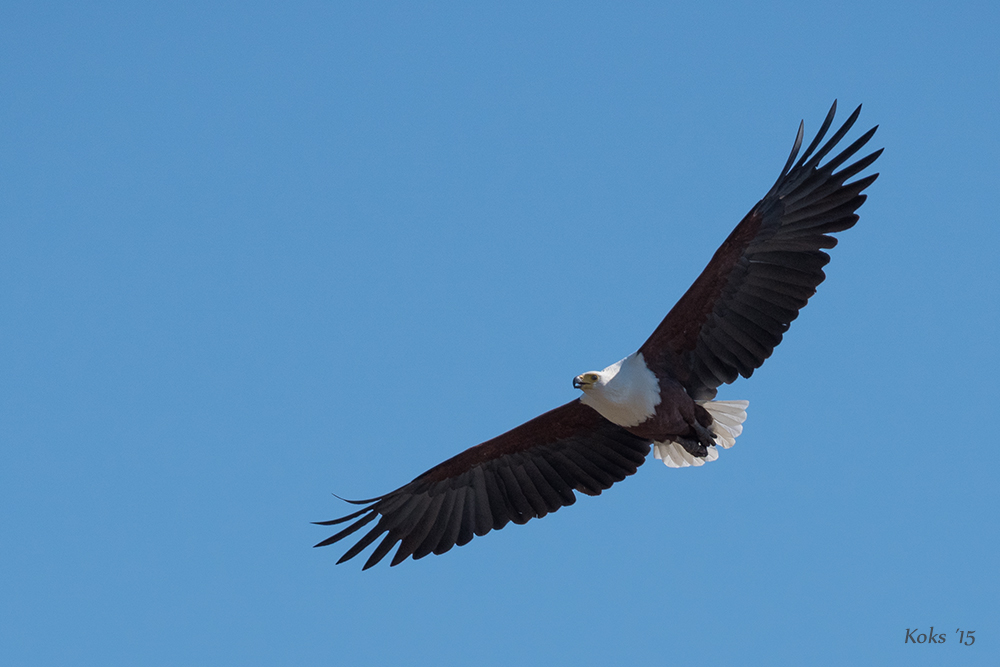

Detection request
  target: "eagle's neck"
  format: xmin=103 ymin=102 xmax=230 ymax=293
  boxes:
xmin=580 ymin=352 xmax=661 ymax=427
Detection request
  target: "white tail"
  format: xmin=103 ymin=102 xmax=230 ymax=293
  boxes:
xmin=653 ymin=399 xmax=749 ymax=468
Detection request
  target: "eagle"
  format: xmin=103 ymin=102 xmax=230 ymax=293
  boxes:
xmin=316 ymin=101 xmax=881 ymax=569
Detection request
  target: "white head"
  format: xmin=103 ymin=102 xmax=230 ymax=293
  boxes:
xmin=572 ymin=352 xmax=661 ymax=427
xmin=572 ymin=370 xmax=605 ymax=391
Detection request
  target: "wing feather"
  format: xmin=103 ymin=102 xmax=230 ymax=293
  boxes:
xmin=511 ymin=459 xmax=552 ymax=516
xmin=560 ymin=445 xmax=623 ymax=487
xmin=455 ymin=488 xmax=477 ymax=547
xmin=413 ymin=490 xmax=457 ymax=560
xmin=520 ymin=456 xmax=566 ymax=512
xmin=470 ymin=466 xmax=494 ymax=536
xmin=391 ymin=493 xmax=447 ymax=565
xmin=546 ymin=450 xmax=605 ymax=496
xmin=532 ymin=454 xmax=577 ymax=505
xmin=497 ymin=463 xmax=535 ymax=522
xmin=433 ymin=486 xmax=466 ymax=555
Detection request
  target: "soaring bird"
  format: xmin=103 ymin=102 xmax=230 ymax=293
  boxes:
xmin=316 ymin=101 xmax=881 ymax=569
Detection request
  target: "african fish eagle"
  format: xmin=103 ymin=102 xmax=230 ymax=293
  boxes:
xmin=316 ymin=101 xmax=881 ymax=569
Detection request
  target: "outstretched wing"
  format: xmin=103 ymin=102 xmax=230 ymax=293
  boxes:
xmin=315 ymin=400 xmax=651 ymax=569
xmin=638 ymin=101 xmax=882 ymax=399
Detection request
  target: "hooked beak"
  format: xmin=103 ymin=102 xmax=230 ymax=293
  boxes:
xmin=573 ymin=375 xmax=587 ymax=390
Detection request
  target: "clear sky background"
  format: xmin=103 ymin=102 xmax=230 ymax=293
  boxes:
xmin=2 ymin=2 xmax=998 ymax=665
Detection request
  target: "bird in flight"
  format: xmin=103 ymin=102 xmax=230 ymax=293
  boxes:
xmin=316 ymin=101 xmax=881 ymax=569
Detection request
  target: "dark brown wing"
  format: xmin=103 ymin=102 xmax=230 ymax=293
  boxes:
xmin=314 ymin=400 xmax=651 ymax=569
xmin=638 ymin=101 xmax=882 ymax=400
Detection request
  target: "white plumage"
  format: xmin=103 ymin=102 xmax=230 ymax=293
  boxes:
xmin=653 ymin=400 xmax=749 ymax=468
xmin=578 ymin=352 xmax=661 ymax=427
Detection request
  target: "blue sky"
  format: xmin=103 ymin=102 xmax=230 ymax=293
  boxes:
xmin=2 ymin=2 xmax=998 ymax=665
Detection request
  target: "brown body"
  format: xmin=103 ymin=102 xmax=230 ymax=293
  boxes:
xmin=624 ymin=378 xmax=716 ymax=456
